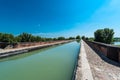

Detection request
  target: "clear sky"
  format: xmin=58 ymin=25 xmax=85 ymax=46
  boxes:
xmin=0 ymin=0 xmax=119 ymax=37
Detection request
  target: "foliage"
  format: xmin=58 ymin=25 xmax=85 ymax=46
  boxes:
xmin=88 ymin=37 xmax=94 ymax=41
xmin=94 ymin=28 xmax=114 ymax=44
xmin=81 ymin=36 xmax=85 ymax=40
xmin=0 ymin=33 xmax=15 ymax=44
xmin=68 ymin=37 xmax=75 ymax=40
xmin=114 ymin=37 xmax=120 ymax=42
xmin=0 ymin=32 xmax=80 ymax=45
xmin=85 ymin=37 xmax=88 ymax=40
xmin=17 ymin=33 xmax=33 ymax=42
xmin=76 ymin=35 xmax=81 ymax=39
xmin=57 ymin=37 xmax=65 ymax=40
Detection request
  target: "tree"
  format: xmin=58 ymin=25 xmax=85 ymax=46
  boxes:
xmin=94 ymin=28 xmax=114 ymax=44
xmin=88 ymin=37 xmax=94 ymax=41
xmin=82 ymin=36 xmax=85 ymax=40
xmin=0 ymin=33 xmax=3 ymax=41
xmin=53 ymin=38 xmax=57 ymax=41
xmin=57 ymin=37 xmax=65 ymax=40
xmin=17 ymin=33 xmax=33 ymax=42
xmin=68 ymin=37 xmax=75 ymax=40
xmin=34 ymin=36 xmax=42 ymax=42
xmin=76 ymin=35 xmax=80 ymax=40
xmin=85 ymin=37 xmax=88 ymax=40
xmin=114 ymin=37 xmax=120 ymax=42
xmin=0 ymin=33 xmax=15 ymax=44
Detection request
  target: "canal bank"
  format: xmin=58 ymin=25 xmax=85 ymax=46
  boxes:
xmin=0 ymin=41 xmax=80 ymax=80
xmin=75 ymin=40 xmax=120 ymax=80
xmin=75 ymin=40 xmax=93 ymax=80
xmin=0 ymin=40 xmax=72 ymax=58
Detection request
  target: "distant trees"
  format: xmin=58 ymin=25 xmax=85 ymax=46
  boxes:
xmin=88 ymin=37 xmax=94 ymax=41
xmin=0 ymin=32 xmax=82 ymax=44
xmin=82 ymin=36 xmax=85 ymax=40
xmin=68 ymin=37 xmax=75 ymax=40
xmin=57 ymin=37 xmax=65 ymax=40
xmin=76 ymin=35 xmax=80 ymax=40
xmin=0 ymin=32 xmax=72 ymax=44
xmin=114 ymin=37 xmax=120 ymax=42
xmin=0 ymin=33 xmax=15 ymax=44
xmin=16 ymin=33 xmax=33 ymax=42
xmin=94 ymin=28 xmax=114 ymax=44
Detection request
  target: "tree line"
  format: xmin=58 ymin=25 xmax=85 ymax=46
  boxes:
xmin=113 ymin=37 xmax=120 ymax=42
xmin=83 ymin=28 xmax=119 ymax=44
xmin=0 ymin=32 xmax=81 ymax=44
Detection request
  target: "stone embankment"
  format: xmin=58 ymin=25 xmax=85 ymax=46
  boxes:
xmin=75 ymin=40 xmax=120 ymax=80
xmin=0 ymin=40 xmax=72 ymax=58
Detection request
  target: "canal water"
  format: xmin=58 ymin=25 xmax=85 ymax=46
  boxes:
xmin=114 ymin=42 xmax=120 ymax=45
xmin=0 ymin=41 xmax=80 ymax=80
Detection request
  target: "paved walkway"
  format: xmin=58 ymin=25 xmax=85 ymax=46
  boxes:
xmin=84 ymin=40 xmax=120 ymax=80
xmin=75 ymin=40 xmax=93 ymax=80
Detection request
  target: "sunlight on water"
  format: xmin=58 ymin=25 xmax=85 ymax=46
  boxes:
xmin=0 ymin=41 xmax=80 ymax=80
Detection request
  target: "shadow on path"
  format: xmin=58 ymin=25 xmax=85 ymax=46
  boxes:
xmin=84 ymin=41 xmax=120 ymax=68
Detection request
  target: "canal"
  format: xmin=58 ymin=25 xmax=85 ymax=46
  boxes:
xmin=114 ymin=42 xmax=120 ymax=45
xmin=0 ymin=41 xmax=80 ymax=80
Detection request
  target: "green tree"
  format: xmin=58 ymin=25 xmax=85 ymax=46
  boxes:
xmin=88 ymin=37 xmax=94 ymax=41
xmin=68 ymin=37 xmax=75 ymax=40
xmin=0 ymin=33 xmax=15 ymax=44
xmin=94 ymin=28 xmax=114 ymax=44
xmin=0 ymin=33 xmax=3 ymax=41
xmin=34 ymin=36 xmax=42 ymax=42
xmin=57 ymin=37 xmax=65 ymax=40
xmin=114 ymin=37 xmax=120 ymax=42
xmin=85 ymin=37 xmax=88 ymax=40
xmin=45 ymin=38 xmax=53 ymax=41
xmin=82 ymin=36 xmax=85 ymax=40
xmin=76 ymin=35 xmax=80 ymax=40
xmin=17 ymin=33 xmax=33 ymax=42
xmin=53 ymin=38 xmax=57 ymax=41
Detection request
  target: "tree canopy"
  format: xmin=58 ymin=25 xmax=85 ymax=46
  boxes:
xmin=0 ymin=32 xmax=79 ymax=44
xmin=81 ymin=36 xmax=85 ymax=40
xmin=76 ymin=35 xmax=81 ymax=39
xmin=94 ymin=28 xmax=114 ymax=44
xmin=0 ymin=33 xmax=15 ymax=43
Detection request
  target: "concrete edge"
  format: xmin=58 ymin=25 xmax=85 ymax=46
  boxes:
xmin=0 ymin=40 xmax=72 ymax=58
xmin=75 ymin=40 xmax=93 ymax=80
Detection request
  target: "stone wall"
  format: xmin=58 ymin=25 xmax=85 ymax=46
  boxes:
xmin=84 ymin=40 xmax=120 ymax=62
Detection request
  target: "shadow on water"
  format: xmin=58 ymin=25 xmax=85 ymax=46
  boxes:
xmin=0 ymin=43 xmax=64 ymax=62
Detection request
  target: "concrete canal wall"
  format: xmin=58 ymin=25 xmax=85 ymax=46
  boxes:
xmin=84 ymin=40 xmax=120 ymax=62
xmin=75 ymin=40 xmax=120 ymax=80
xmin=75 ymin=40 xmax=93 ymax=80
xmin=0 ymin=40 xmax=72 ymax=58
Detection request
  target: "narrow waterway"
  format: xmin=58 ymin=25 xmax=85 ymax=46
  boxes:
xmin=0 ymin=41 xmax=80 ymax=80
xmin=114 ymin=42 xmax=120 ymax=45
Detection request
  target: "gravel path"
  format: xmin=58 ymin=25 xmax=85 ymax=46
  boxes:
xmin=83 ymin=41 xmax=120 ymax=80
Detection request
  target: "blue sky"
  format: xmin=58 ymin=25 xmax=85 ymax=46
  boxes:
xmin=0 ymin=0 xmax=119 ymax=37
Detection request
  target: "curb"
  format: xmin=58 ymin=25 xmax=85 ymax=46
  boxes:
xmin=75 ymin=40 xmax=93 ymax=80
